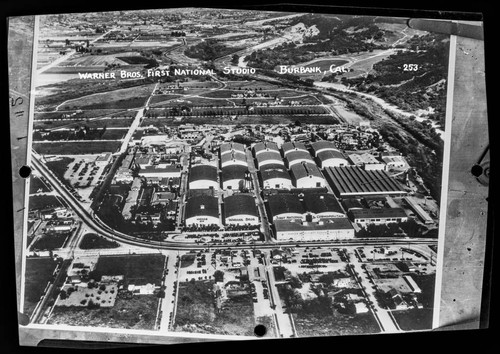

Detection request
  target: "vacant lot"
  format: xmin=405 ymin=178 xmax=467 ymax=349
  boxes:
xmin=58 ymin=84 xmax=156 ymax=111
xmin=79 ymin=233 xmax=120 ymax=250
xmin=175 ymin=280 xmax=255 ymax=336
xmin=33 ymin=141 xmax=121 ymax=155
xmin=90 ymin=254 xmax=166 ymax=286
xmin=45 ymin=157 xmax=75 ymax=180
xmin=23 ymin=257 xmax=58 ymax=317
xmin=293 ymin=311 xmax=381 ymax=337
xmin=47 ymin=294 xmax=159 ymax=329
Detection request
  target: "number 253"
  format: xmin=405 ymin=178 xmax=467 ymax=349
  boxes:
xmin=403 ymin=64 xmax=419 ymax=71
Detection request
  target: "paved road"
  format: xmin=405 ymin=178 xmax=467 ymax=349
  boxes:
xmin=263 ymin=254 xmax=294 ymax=337
xmin=347 ymin=249 xmax=401 ymax=333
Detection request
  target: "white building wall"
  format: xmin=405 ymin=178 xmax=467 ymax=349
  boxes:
xmin=276 ymin=228 xmax=354 ymax=241
xmin=293 ymin=176 xmax=327 ymax=189
xmin=189 ymin=180 xmax=220 ymax=190
xmin=319 ymin=158 xmax=348 ymax=168
xmin=257 ymin=159 xmax=283 ymax=168
xmin=185 ymin=215 xmax=220 ymax=227
xmin=262 ymin=178 xmax=292 ymax=189
xmin=225 ymin=214 xmax=260 ymax=226
xmin=222 ymin=179 xmax=244 ymax=190
xmin=221 ymin=159 xmax=248 ymax=168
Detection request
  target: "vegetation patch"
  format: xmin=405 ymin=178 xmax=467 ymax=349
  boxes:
xmin=79 ymin=233 xmax=120 ymax=249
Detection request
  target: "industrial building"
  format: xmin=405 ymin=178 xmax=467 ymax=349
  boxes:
xmin=289 ymin=162 xmax=327 ymax=189
xmin=274 ymin=218 xmax=354 ymax=241
xmin=348 ymin=208 xmax=408 ymax=226
xmin=220 ymin=150 xmax=247 ymax=168
xmin=267 ymin=193 xmax=305 ymax=221
xmin=259 ymin=164 xmax=292 ymax=189
xmin=220 ymin=142 xmax=245 ymax=156
xmin=184 ymin=195 xmax=220 ymax=227
xmin=282 ymin=141 xmax=308 ymax=156
xmin=223 ymin=194 xmax=259 ymax=226
xmin=342 ymin=198 xmax=364 ymax=211
xmin=348 ymin=153 xmax=385 ymax=170
xmin=316 ymin=150 xmax=348 ymax=168
xmin=311 ymin=141 xmax=338 ymax=156
xmin=256 ymin=150 xmax=284 ymax=168
xmin=138 ymin=165 xmax=181 ymax=179
xmin=221 ymin=165 xmax=250 ymax=190
xmin=302 ymin=193 xmax=346 ymax=219
xmin=253 ymin=141 xmax=279 ymax=156
xmin=381 ymin=155 xmax=408 ymax=171
xmin=285 ymin=150 xmax=315 ymax=168
xmin=403 ymin=196 xmax=434 ymax=224
xmin=188 ymin=164 xmax=219 ymax=190
xmin=324 ymin=166 xmax=407 ymax=198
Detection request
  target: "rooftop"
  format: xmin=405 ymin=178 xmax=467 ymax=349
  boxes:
xmin=311 ymin=141 xmax=338 ymax=154
xmin=286 ymin=150 xmax=314 ymax=164
xmin=220 ymin=142 xmax=245 ymax=155
xmin=268 ymin=193 xmax=305 ymax=217
xmin=260 ymin=164 xmax=291 ymax=181
xmin=282 ymin=141 xmax=307 ymax=155
xmin=253 ymin=141 xmax=279 ymax=154
xmin=221 ymin=151 xmax=247 ymax=164
xmin=324 ymin=166 xmax=407 ymax=196
xmin=185 ymin=195 xmax=219 ymax=218
xmin=222 ymin=164 xmax=248 ymax=181
xmin=224 ymin=194 xmax=258 ymax=218
xmin=189 ymin=164 xmax=218 ymax=182
xmin=302 ymin=193 xmax=344 ymax=215
xmin=349 ymin=208 xmax=408 ymax=219
xmin=275 ymin=218 xmax=354 ymax=232
xmin=256 ymin=150 xmax=283 ymax=164
xmin=348 ymin=153 xmax=382 ymax=165
xmin=289 ymin=162 xmax=323 ymax=180
xmin=317 ymin=149 xmax=347 ymax=162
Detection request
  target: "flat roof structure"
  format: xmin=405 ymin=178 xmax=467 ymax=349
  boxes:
xmin=404 ymin=196 xmax=434 ymax=224
xmin=260 ymin=164 xmax=291 ymax=181
xmin=224 ymin=194 xmax=258 ymax=218
xmin=302 ymin=193 xmax=344 ymax=215
xmin=185 ymin=195 xmax=219 ymax=219
xmin=189 ymin=164 xmax=218 ymax=183
xmin=348 ymin=153 xmax=381 ymax=165
xmin=282 ymin=141 xmax=308 ymax=156
xmin=324 ymin=166 xmax=407 ymax=197
xmin=267 ymin=193 xmax=305 ymax=219
xmin=220 ymin=142 xmax=245 ymax=155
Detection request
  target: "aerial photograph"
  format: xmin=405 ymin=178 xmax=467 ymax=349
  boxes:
xmin=23 ymin=7 xmax=448 ymax=339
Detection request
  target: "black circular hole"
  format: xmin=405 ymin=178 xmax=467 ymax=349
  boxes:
xmin=471 ymin=164 xmax=483 ymax=177
xmin=19 ymin=165 xmax=32 ymax=178
xmin=254 ymin=324 xmax=267 ymax=337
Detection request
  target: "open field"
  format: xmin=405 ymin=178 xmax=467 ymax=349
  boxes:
xmin=90 ymin=254 xmax=165 ymax=286
xmin=33 ymin=141 xmax=122 ymax=155
xmin=303 ymin=59 xmax=350 ymax=71
xmin=149 ymin=94 xmax=183 ymax=106
xmin=225 ymin=81 xmax=283 ymax=90
xmin=174 ymin=280 xmax=255 ymax=336
xmin=23 ymin=258 xmax=58 ymax=318
xmin=47 ymin=295 xmax=159 ymax=329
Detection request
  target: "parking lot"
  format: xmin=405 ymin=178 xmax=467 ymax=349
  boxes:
xmin=63 ymin=156 xmax=108 ymax=202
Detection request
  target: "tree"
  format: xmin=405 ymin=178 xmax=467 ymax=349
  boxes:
xmin=288 ymin=276 xmax=302 ymax=289
xmin=213 ymin=270 xmax=224 ymax=282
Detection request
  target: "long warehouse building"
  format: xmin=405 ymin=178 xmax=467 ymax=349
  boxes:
xmin=324 ymin=166 xmax=407 ymax=198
